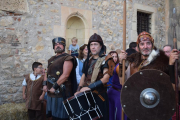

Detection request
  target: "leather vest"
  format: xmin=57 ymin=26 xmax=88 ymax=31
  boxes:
xmin=84 ymin=58 xmax=105 ymax=93
xmin=25 ymin=74 xmax=44 ymax=110
xmin=47 ymin=53 xmax=74 ymax=98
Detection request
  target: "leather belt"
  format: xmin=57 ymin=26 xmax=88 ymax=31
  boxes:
xmin=112 ymin=86 xmax=121 ymax=92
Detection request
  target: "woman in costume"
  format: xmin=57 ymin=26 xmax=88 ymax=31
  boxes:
xmin=107 ymin=51 xmax=119 ymax=90
xmin=107 ymin=51 xmax=127 ymax=120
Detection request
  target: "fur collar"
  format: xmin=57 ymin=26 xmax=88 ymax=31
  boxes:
xmin=144 ymin=49 xmax=159 ymax=66
xmin=127 ymin=49 xmax=169 ymax=74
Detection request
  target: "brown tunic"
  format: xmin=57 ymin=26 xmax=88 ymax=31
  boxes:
xmin=25 ymin=74 xmax=44 ymax=110
xmin=47 ymin=53 xmax=75 ymax=97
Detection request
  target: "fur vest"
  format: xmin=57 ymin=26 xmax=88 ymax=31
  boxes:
xmin=127 ymin=49 xmax=169 ymax=75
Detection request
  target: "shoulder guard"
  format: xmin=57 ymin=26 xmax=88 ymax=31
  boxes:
xmin=64 ymin=55 xmax=77 ymax=68
xmin=64 ymin=55 xmax=74 ymax=61
xmin=105 ymin=54 xmax=113 ymax=61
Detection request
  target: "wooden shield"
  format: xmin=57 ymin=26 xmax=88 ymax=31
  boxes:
xmin=121 ymin=69 xmax=176 ymax=120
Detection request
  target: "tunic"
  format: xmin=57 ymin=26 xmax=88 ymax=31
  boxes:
xmin=46 ymin=53 xmax=77 ymax=119
xmin=24 ymin=74 xmax=44 ymax=110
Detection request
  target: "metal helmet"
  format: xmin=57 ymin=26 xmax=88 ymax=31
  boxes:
xmin=87 ymin=33 xmax=105 ymax=56
xmin=52 ymin=37 xmax=66 ymax=49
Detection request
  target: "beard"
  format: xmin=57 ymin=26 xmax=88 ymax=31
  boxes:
xmin=140 ymin=48 xmax=152 ymax=56
xmin=55 ymin=47 xmax=64 ymax=53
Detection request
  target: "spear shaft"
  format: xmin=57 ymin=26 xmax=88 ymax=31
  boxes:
xmin=121 ymin=0 xmax=126 ymax=120
xmin=172 ymin=7 xmax=179 ymax=120
xmin=173 ymin=26 xmax=179 ymax=120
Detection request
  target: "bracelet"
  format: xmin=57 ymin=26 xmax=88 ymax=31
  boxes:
xmin=88 ymin=80 xmax=103 ymax=91
xmin=42 ymin=81 xmax=47 ymax=86
xmin=53 ymin=82 xmax=60 ymax=90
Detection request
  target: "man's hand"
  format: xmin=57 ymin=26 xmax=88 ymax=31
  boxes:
xmin=43 ymin=85 xmax=48 ymax=92
xmin=39 ymin=95 xmax=44 ymax=100
xmin=80 ymin=87 xmax=91 ymax=92
xmin=49 ymin=87 xmax=55 ymax=93
xmin=23 ymin=94 xmax=26 ymax=100
xmin=74 ymin=91 xmax=81 ymax=95
xmin=169 ymin=49 xmax=180 ymax=65
xmin=74 ymin=87 xmax=91 ymax=95
xmin=119 ymin=50 xmax=127 ymax=63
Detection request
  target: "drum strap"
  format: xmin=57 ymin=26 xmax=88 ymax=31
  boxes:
xmin=93 ymin=90 xmax=105 ymax=102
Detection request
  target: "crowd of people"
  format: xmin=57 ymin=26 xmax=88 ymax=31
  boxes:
xmin=22 ymin=32 xmax=180 ymax=120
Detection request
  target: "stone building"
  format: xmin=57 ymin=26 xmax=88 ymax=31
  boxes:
xmin=0 ymin=0 xmax=179 ymax=104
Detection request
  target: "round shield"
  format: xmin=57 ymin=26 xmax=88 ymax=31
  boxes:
xmin=121 ymin=69 xmax=176 ymax=120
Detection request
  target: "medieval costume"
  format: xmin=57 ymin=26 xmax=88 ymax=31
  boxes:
xmin=124 ymin=31 xmax=169 ymax=77
xmin=120 ymin=31 xmax=174 ymax=120
xmin=126 ymin=48 xmax=169 ymax=76
xmin=22 ymin=73 xmax=44 ymax=120
xmin=107 ymin=64 xmax=127 ymax=120
xmin=77 ymin=33 xmax=115 ymax=120
xmin=44 ymin=37 xmax=77 ymax=120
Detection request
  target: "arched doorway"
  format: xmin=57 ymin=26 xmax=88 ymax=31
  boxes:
xmin=66 ymin=16 xmax=85 ymax=51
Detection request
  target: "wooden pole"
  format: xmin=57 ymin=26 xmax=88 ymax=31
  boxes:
xmin=121 ymin=0 xmax=126 ymax=120
xmin=172 ymin=7 xmax=179 ymax=120
xmin=173 ymin=30 xmax=179 ymax=120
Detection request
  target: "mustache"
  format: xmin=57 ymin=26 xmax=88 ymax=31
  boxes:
xmin=142 ymin=48 xmax=150 ymax=51
xmin=56 ymin=46 xmax=62 ymax=49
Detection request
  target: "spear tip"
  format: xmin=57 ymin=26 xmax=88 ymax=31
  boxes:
xmin=173 ymin=8 xmax=176 ymax=14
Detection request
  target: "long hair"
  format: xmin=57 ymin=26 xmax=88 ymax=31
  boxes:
xmin=108 ymin=51 xmax=119 ymax=65
xmin=78 ymin=44 xmax=88 ymax=60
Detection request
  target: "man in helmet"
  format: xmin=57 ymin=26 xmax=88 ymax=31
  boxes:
xmin=43 ymin=37 xmax=77 ymax=120
xmin=75 ymin=33 xmax=116 ymax=120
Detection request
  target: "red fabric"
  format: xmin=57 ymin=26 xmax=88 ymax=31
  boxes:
xmin=172 ymin=105 xmax=180 ymax=120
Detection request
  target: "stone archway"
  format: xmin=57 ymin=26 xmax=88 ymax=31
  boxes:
xmin=66 ymin=16 xmax=85 ymax=50
xmin=53 ymin=6 xmax=98 ymax=52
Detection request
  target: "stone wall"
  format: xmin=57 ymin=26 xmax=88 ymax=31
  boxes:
xmin=0 ymin=0 xmax=167 ymax=104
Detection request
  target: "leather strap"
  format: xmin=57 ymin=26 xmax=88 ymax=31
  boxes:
xmin=93 ymin=90 xmax=105 ymax=102
xmin=112 ymin=86 xmax=121 ymax=92
xmin=91 ymin=56 xmax=106 ymax=83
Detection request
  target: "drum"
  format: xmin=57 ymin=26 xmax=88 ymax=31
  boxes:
xmin=63 ymin=91 xmax=103 ymax=120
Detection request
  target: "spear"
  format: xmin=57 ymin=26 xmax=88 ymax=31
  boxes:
xmin=121 ymin=0 xmax=126 ymax=120
xmin=172 ymin=7 xmax=179 ymax=120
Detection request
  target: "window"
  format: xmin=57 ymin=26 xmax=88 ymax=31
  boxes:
xmin=137 ymin=11 xmax=151 ymax=35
